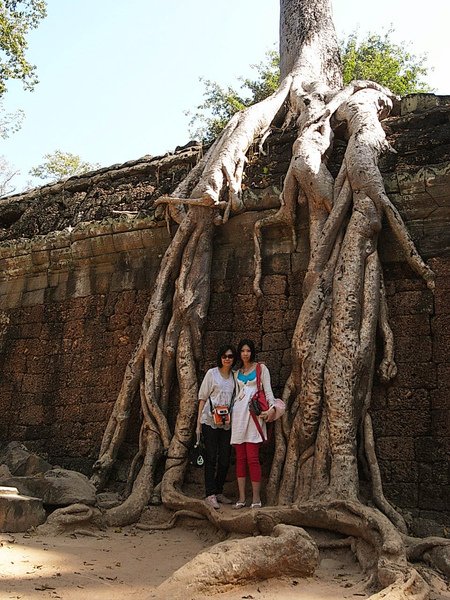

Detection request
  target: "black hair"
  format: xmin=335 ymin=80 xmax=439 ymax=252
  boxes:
xmin=237 ymin=338 xmax=256 ymax=363
xmin=216 ymin=344 xmax=237 ymax=368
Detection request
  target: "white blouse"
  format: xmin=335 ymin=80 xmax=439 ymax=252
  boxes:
xmin=230 ymin=363 xmax=275 ymax=444
xmin=198 ymin=367 xmax=235 ymax=430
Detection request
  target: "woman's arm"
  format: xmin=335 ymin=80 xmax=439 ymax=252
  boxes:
xmin=196 ymin=399 xmax=206 ymax=436
xmin=260 ymin=363 xmax=276 ymax=423
xmin=196 ymin=369 xmax=213 ymax=435
xmin=260 ymin=363 xmax=275 ymax=403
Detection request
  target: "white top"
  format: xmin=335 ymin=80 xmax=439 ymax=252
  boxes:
xmin=230 ymin=363 xmax=275 ymax=444
xmin=198 ymin=367 xmax=235 ymax=430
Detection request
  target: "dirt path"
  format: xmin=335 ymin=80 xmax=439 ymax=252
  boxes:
xmin=0 ymin=523 xmax=372 ymax=600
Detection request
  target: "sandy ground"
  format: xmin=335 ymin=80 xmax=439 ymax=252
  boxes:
xmin=0 ymin=520 xmax=371 ymax=600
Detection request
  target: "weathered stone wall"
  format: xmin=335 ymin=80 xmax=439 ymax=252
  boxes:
xmin=0 ymin=95 xmax=449 ymax=523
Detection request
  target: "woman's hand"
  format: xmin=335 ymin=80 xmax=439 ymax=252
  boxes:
xmin=196 ymin=421 xmax=202 ymax=437
xmin=260 ymin=406 xmax=275 ymax=421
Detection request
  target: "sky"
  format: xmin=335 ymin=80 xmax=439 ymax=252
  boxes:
xmin=1 ymin=0 xmax=449 ymax=192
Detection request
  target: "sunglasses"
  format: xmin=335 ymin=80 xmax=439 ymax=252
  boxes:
xmin=222 ymin=354 xmax=234 ymax=359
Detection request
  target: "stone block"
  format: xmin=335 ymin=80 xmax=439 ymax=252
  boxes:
xmin=429 ymin=388 xmax=448 ymax=410
xmin=207 ymin=312 xmax=233 ymax=331
xmin=21 ymin=289 xmax=45 ymax=307
xmin=429 ymin=257 xmax=450 ymax=278
xmin=390 ymin=461 xmax=418 ymax=483
xmin=233 ymin=311 xmax=261 ymax=332
xmin=387 ymin=388 xmax=429 ymax=411
xmin=49 ymin=246 xmax=73 ymax=270
xmin=233 ymin=294 xmax=258 ymax=314
xmin=376 ymin=436 xmax=414 ymax=461
xmin=261 ymin=275 xmax=287 ymax=296
xmin=112 ymin=230 xmax=144 ymax=252
xmin=210 ymin=292 xmax=233 ymax=313
xmin=90 ymin=233 xmax=115 ymax=256
xmin=262 ymin=310 xmax=285 ymax=333
xmin=415 ymin=437 xmax=447 ymax=463
xmin=262 ymin=295 xmax=288 ymax=311
xmin=372 ymin=409 xmax=430 ymax=437
xmin=392 ymin=363 xmax=437 ymax=389
xmin=390 ymin=192 xmax=438 ymax=222
xmin=31 ymin=249 xmax=50 ymax=267
xmin=425 ymin=162 xmax=450 ymax=204
xmin=397 ymin=168 xmax=426 ymax=195
xmin=434 ymin=288 xmax=450 ymax=315
xmin=395 ymin=336 xmax=432 ymax=363
xmin=437 ymin=364 xmax=450 ymax=390
xmin=390 ymin=314 xmax=430 ymax=337
xmin=262 ymin=253 xmax=291 ymax=275
xmin=0 ymin=487 xmax=46 ymax=532
xmin=418 ymin=484 xmax=448 ymax=511
xmin=384 ymin=483 xmax=418 ymax=509
xmin=388 ymin=290 xmax=434 ymax=316
xmin=70 ymin=238 xmax=93 ymax=260
xmin=25 ymin=273 xmax=48 ymax=292
xmin=431 ymin=409 xmax=450 ymax=438
xmin=262 ymin=332 xmax=290 ymax=352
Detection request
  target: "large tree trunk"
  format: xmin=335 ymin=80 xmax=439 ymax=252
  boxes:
xmin=82 ymin=0 xmax=448 ymax=597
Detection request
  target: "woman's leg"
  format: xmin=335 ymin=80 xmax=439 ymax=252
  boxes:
xmin=202 ymin=424 xmax=218 ymax=497
xmin=215 ymin=428 xmax=231 ymax=495
xmin=245 ymin=442 xmax=262 ymax=504
xmin=234 ymin=443 xmax=247 ymax=503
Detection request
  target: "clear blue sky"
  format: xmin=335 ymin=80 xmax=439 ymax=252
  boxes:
xmin=2 ymin=0 xmax=449 ymax=192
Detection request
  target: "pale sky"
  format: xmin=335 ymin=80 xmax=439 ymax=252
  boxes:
xmin=1 ymin=0 xmax=449 ymax=192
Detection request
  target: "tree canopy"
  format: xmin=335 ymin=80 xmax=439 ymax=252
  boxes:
xmin=29 ymin=149 xmax=100 ymax=182
xmin=0 ymin=0 xmax=47 ymax=97
xmin=189 ymin=29 xmax=431 ymax=142
xmin=0 ymin=99 xmax=23 ymax=138
xmin=340 ymin=28 xmax=431 ymax=97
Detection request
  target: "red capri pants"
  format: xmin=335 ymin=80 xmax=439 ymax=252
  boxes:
xmin=234 ymin=442 xmax=261 ymax=482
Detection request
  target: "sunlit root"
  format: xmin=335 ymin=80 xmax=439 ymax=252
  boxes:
xmin=134 ymin=510 xmax=206 ymax=531
xmin=156 ymin=524 xmax=318 ymax=599
xmin=335 ymin=87 xmax=435 ymax=290
xmin=378 ymin=275 xmax=397 ymax=382
xmin=36 ymin=503 xmax=103 ymax=535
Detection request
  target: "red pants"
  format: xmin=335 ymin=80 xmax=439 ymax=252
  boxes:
xmin=234 ymin=442 xmax=261 ymax=482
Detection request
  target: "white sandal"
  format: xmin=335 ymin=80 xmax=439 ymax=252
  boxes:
xmin=251 ymin=502 xmax=262 ymax=509
xmin=232 ymin=501 xmax=246 ymax=510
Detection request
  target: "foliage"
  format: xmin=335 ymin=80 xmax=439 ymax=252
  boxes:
xmin=0 ymin=154 xmax=18 ymax=196
xmin=29 ymin=150 xmax=100 ymax=182
xmin=340 ymin=28 xmax=432 ymax=96
xmin=0 ymin=0 xmax=47 ymax=97
xmin=190 ymin=29 xmax=431 ymax=141
xmin=0 ymin=99 xmax=23 ymax=138
xmin=187 ymin=50 xmax=279 ymax=143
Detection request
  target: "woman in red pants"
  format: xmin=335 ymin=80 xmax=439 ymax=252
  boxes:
xmin=231 ymin=339 xmax=275 ymax=508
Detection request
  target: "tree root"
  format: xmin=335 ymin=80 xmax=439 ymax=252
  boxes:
xmin=134 ymin=509 xmax=206 ymax=531
xmin=36 ymin=503 xmax=104 ymax=535
xmin=155 ymin=523 xmax=319 ymax=599
xmin=154 ymin=494 xmax=437 ymax=599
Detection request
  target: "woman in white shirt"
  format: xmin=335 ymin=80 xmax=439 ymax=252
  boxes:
xmin=231 ymin=339 xmax=275 ymax=509
xmin=196 ymin=344 xmax=237 ymax=510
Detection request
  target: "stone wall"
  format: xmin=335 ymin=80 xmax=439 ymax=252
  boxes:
xmin=0 ymin=95 xmax=449 ymax=523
